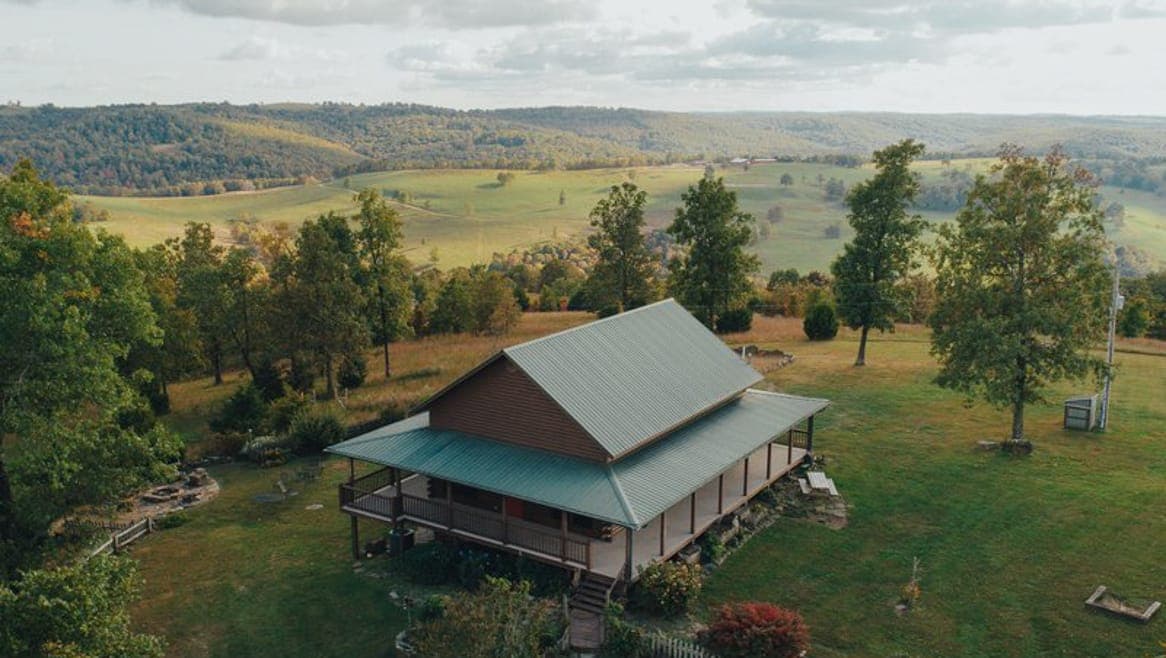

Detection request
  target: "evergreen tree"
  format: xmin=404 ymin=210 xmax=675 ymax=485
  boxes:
xmin=667 ymin=177 xmax=759 ymax=330
xmin=584 ymin=183 xmax=654 ymax=313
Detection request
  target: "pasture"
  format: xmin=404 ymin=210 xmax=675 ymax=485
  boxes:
xmin=81 ymin=160 xmax=1166 ymax=273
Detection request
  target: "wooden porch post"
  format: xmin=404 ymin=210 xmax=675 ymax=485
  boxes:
xmin=350 ymin=516 xmax=359 ymax=560
xmin=742 ymin=456 xmax=750 ymax=496
xmin=717 ymin=474 xmax=724 ymax=514
xmin=689 ymin=492 xmax=696 ymax=534
xmin=807 ymin=415 xmax=815 ymax=454
xmin=787 ymin=429 xmax=793 ymax=463
xmin=501 ymin=495 xmax=509 ymax=543
xmin=766 ymin=442 xmax=773 ymax=479
xmin=445 ymin=480 xmax=453 ymax=527
xmin=625 ymin=528 xmax=634 ymax=581
xmin=560 ymin=511 xmax=569 ymax=561
xmin=659 ymin=510 xmax=666 ymax=556
xmin=347 ymin=457 xmax=355 ymax=484
xmin=391 ymin=468 xmax=402 ymax=528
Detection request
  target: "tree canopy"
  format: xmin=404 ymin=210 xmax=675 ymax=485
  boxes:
xmin=930 ymin=146 xmax=1110 ymax=445
xmin=667 ymin=177 xmax=759 ymax=331
xmin=1 ymin=161 xmax=181 ymax=569
xmin=831 ymin=139 xmax=927 ymax=365
xmin=584 ymin=182 xmax=655 ymax=314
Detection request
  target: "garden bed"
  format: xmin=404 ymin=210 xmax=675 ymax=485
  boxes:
xmin=1085 ymin=586 xmax=1161 ymax=623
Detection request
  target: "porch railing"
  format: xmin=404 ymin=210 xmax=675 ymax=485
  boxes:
xmin=348 ymin=490 xmax=590 ymax=568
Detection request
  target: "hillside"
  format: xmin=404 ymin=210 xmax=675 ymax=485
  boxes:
xmin=5 ymin=103 xmax=1166 ymax=194
xmin=81 ymin=161 xmax=1166 ymax=274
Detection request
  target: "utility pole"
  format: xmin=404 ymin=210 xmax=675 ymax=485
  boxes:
xmin=1099 ymin=264 xmax=1123 ymax=430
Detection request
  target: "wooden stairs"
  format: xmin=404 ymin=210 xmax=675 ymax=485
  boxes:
xmin=570 ymin=572 xmax=618 ymax=614
xmin=568 ymin=572 xmax=620 ymax=652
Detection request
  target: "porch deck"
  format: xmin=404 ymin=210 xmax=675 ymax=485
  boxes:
xmin=341 ymin=442 xmax=806 ymax=580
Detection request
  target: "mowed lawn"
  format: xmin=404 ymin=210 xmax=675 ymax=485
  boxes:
xmin=707 ymin=320 xmax=1166 ymax=658
xmin=136 ymin=313 xmax=1165 ymax=657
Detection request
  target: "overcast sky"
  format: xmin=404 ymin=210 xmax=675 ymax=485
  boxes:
xmin=2 ymin=0 xmax=1165 ymax=114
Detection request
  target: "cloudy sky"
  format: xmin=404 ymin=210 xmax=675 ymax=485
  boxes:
xmin=2 ymin=0 xmax=1165 ymax=114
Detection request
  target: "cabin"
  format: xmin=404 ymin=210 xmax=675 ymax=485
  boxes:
xmin=326 ymin=299 xmax=828 ymax=585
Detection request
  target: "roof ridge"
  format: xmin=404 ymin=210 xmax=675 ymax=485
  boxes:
xmin=605 ymin=464 xmax=641 ymax=529
xmin=745 ymin=388 xmax=832 ymax=404
xmin=502 ymin=298 xmax=677 ymax=355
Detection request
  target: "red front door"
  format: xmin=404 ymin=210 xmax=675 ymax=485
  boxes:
xmin=505 ymin=498 xmax=524 ymax=519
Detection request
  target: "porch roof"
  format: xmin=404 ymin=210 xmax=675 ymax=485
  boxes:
xmin=327 ymin=389 xmax=828 ymax=529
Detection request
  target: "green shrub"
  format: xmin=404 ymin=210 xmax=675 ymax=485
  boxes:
xmin=252 ymin=360 xmax=286 ymax=401
xmin=410 ymin=577 xmax=560 ymax=658
xmin=337 ymin=353 xmax=367 ymax=390
xmin=716 ymin=307 xmax=753 ymax=333
xmin=602 ymin=602 xmax=647 ymax=657
xmin=631 ymin=561 xmax=703 ymax=616
xmin=154 ymin=513 xmax=188 ymax=530
xmin=266 ymin=395 xmax=308 ymax=435
xmin=803 ymin=302 xmax=839 ymax=340
xmin=416 ymin=595 xmax=446 ymax=623
xmin=699 ymin=602 xmax=810 ymax=658
xmin=206 ymin=431 xmax=248 ymax=458
xmin=287 ymin=408 xmax=345 ymax=454
xmin=398 ymin=542 xmax=457 ymax=585
xmin=288 ymin=355 xmax=315 ymax=393
xmin=698 ymin=531 xmax=726 ymax=565
xmin=209 ymin=383 xmax=268 ymax=434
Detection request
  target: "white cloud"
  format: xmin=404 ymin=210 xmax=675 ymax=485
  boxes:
xmin=150 ymin=0 xmax=595 ymax=28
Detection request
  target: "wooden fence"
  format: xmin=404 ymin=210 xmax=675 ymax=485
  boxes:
xmin=87 ymin=517 xmax=154 ymax=559
xmin=645 ymin=633 xmax=715 ymax=658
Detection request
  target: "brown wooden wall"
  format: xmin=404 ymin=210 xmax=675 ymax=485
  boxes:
xmin=427 ymin=356 xmax=609 ymax=462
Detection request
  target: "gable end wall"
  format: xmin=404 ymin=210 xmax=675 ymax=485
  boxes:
xmin=427 ymin=357 xmax=609 ymax=462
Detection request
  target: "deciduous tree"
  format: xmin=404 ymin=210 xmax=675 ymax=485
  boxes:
xmin=831 ymin=139 xmax=927 ymax=366
xmin=930 ymin=146 xmax=1110 ymax=446
xmin=1 ymin=161 xmax=178 ymax=568
xmin=354 ymin=189 xmax=409 ymax=377
xmin=283 ymin=214 xmax=369 ymax=398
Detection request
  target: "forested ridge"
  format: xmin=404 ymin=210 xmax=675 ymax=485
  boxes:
xmin=4 ymin=102 xmax=1166 ymax=195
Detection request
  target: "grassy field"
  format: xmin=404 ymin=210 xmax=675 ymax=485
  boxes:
xmin=81 ymin=160 xmax=1166 ymax=274
xmin=705 ymin=321 xmax=1166 ymax=658
xmin=136 ymin=312 xmax=1166 ymax=657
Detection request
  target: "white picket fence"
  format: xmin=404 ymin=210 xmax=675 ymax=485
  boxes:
xmin=88 ymin=517 xmax=154 ymax=558
xmin=645 ymin=633 xmax=714 ymax=658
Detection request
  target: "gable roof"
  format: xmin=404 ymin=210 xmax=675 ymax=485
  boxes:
xmin=417 ymin=299 xmax=764 ymax=459
xmin=329 ymin=389 xmax=829 ymax=529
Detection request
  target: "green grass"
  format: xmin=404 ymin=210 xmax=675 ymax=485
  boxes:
xmin=129 ymin=460 xmax=408 ymax=658
xmin=704 ymin=320 xmax=1166 ymax=658
xmin=81 ymin=161 xmax=1166 ymax=273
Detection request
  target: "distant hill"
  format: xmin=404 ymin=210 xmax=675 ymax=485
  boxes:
xmin=3 ymin=102 xmax=1166 ymax=194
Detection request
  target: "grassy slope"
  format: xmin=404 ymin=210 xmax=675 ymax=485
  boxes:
xmin=139 ymin=312 xmax=1165 ymax=657
xmin=82 ymin=160 xmax=1166 ymax=273
xmin=128 ymin=460 xmax=407 ymax=658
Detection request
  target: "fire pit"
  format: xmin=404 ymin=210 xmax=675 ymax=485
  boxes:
xmin=141 ymin=486 xmax=181 ymax=505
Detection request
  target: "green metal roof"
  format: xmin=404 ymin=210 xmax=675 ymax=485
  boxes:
xmin=499 ymin=299 xmax=763 ymax=458
xmin=328 ymin=389 xmax=828 ymax=529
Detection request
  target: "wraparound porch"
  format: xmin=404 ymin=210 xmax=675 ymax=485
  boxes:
xmin=340 ymin=435 xmax=809 ymax=581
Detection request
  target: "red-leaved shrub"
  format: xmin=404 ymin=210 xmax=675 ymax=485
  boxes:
xmin=699 ymin=602 xmax=810 ymax=658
